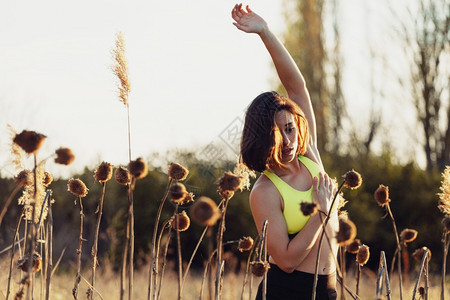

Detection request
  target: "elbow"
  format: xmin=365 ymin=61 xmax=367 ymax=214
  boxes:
xmin=275 ymin=261 xmax=298 ymax=274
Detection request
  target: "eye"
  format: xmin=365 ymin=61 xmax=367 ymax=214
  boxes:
xmin=286 ymin=126 xmax=295 ymax=133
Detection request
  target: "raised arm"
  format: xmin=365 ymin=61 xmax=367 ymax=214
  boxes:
xmin=231 ymin=4 xmax=318 ymax=146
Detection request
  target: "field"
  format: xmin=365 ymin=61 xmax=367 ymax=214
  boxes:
xmin=1 ymin=255 xmax=449 ymax=299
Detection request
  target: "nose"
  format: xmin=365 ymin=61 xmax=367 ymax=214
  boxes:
xmin=282 ymin=132 xmax=290 ymax=146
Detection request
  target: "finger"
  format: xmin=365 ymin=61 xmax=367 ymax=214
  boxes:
xmin=312 ymin=176 xmax=319 ymax=192
xmin=231 ymin=5 xmax=238 ymax=19
xmin=246 ymin=5 xmax=253 ymax=13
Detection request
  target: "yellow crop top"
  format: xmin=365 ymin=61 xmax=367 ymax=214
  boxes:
xmin=263 ymin=155 xmax=321 ymax=235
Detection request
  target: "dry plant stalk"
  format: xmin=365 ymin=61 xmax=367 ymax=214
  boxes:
xmin=0 ymin=184 xmax=22 ymax=230
xmin=375 ymin=251 xmax=391 ymax=300
xmin=240 ymin=235 xmax=259 ymax=300
xmin=214 ymin=171 xmax=242 ymax=300
xmin=68 ymin=178 xmax=88 ymax=300
xmin=148 ymin=178 xmax=174 ymax=300
xmin=312 ymin=170 xmax=361 ymax=300
xmin=374 ymin=184 xmax=403 ymax=300
xmin=90 ymin=162 xmax=113 ymax=299
xmin=412 ymin=249 xmax=430 ymax=300
xmin=45 ymin=193 xmax=53 ymax=300
xmin=6 ymin=211 xmax=24 ymax=300
xmin=72 ymin=195 xmax=85 ymax=300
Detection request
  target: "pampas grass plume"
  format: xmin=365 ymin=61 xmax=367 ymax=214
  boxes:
xmin=112 ymin=31 xmax=130 ymax=105
xmin=438 ymin=166 xmax=450 ymax=215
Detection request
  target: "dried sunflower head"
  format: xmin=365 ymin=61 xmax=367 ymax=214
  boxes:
xmin=42 ymin=172 xmax=53 ymax=187
xmin=343 ymin=170 xmax=362 ymax=189
xmin=169 ymin=183 xmax=187 ymax=204
xmin=68 ymin=178 xmax=88 ymax=197
xmin=168 ymin=162 xmax=189 ymax=181
xmin=336 ymin=216 xmax=357 ymax=246
xmin=189 ymin=196 xmax=221 ymax=226
xmin=172 ymin=211 xmax=190 ymax=232
xmin=115 ymin=166 xmax=131 ymax=185
xmin=218 ymin=171 xmax=242 ymax=198
xmin=15 ymin=170 xmax=33 ymax=187
xmin=13 ymin=130 xmax=46 ymax=154
xmin=374 ymin=184 xmax=391 ymax=207
xmin=346 ymin=239 xmax=361 ymax=254
xmin=300 ymin=202 xmax=318 ymax=216
xmin=400 ymin=229 xmax=418 ymax=244
xmin=412 ymin=247 xmax=431 ymax=262
xmin=54 ymin=147 xmax=75 ymax=165
xmin=129 ymin=157 xmax=148 ymax=179
xmin=356 ymin=244 xmax=370 ymax=266
xmin=250 ymin=261 xmax=270 ymax=277
xmin=17 ymin=252 xmax=42 ymax=273
xmin=94 ymin=161 xmax=113 ymax=183
xmin=238 ymin=236 xmax=254 ymax=252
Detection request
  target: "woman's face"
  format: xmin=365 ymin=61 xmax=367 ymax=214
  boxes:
xmin=274 ymin=110 xmax=298 ymax=163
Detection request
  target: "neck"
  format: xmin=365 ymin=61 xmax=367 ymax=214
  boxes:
xmin=270 ymin=157 xmax=301 ymax=176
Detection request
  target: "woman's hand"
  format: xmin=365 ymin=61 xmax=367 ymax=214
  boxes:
xmin=231 ymin=4 xmax=267 ymax=34
xmin=312 ymin=172 xmax=336 ymax=214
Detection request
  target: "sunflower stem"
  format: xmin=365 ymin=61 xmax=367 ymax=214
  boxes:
xmin=148 ymin=178 xmax=174 ymax=300
xmin=412 ymin=249 xmax=429 ymax=300
xmin=386 ymin=203 xmax=403 ymax=300
xmin=45 ymin=193 xmax=53 ymax=300
xmin=90 ymin=182 xmax=106 ymax=299
xmin=72 ymin=196 xmax=84 ymax=300
xmin=6 ymin=211 xmax=24 ymax=300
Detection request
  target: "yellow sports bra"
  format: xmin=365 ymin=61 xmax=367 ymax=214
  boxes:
xmin=263 ymin=155 xmax=321 ymax=235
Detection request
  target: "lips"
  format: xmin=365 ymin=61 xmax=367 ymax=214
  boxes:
xmin=282 ymin=147 xmax=294 ymax=155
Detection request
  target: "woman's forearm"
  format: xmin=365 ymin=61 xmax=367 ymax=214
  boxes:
xmin=258 ymin=27 xmax=307 ymax=100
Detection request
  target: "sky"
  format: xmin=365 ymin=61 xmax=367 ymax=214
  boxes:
xmin=0 ymin=0 xmax=420 ymax=179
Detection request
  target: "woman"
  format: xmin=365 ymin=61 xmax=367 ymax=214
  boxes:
xmin=232 ymin=4 xmax=339 ymax=300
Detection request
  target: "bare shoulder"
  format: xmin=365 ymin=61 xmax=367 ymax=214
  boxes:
xmin=249 ymin=175 xmax=282 ymax=217
xmin=250 ymin=175 xmax=279 ymax=205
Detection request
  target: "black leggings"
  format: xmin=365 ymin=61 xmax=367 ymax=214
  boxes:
xmin=255 ymin=264 xmax=337 ymax=300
